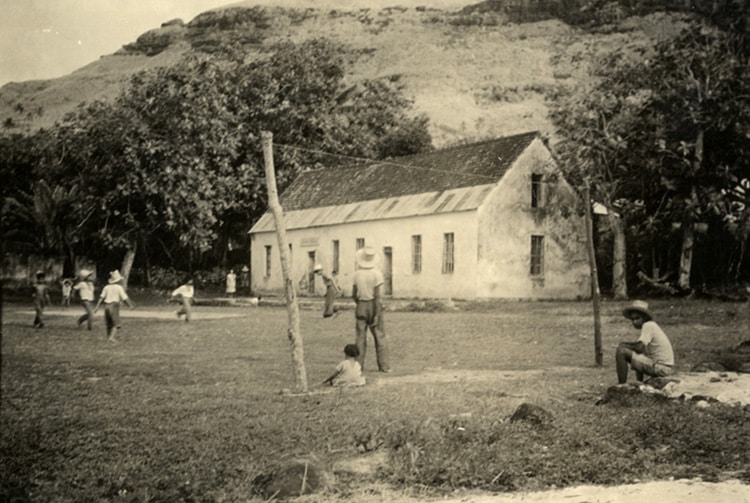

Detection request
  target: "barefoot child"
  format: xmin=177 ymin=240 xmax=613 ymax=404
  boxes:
xmin=60 ymin=278 xmax=73 ymax=307
xmin=94 ymin=270 xmax=134 ymax=343
xmin=323 ymin=344 xmax=366 ymax=387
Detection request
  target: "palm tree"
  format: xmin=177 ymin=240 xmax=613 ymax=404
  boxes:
xmin=2 ymin=181 xmax=93 ymax=274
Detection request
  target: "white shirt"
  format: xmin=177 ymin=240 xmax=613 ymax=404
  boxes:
xmin=73 ymin=281 xmax=95 ymax=301
xmin=353 ymin=268 xmax=384 ymax=301
xmin=637 ymin=320 xmax=674 ymax=365
xmin=332 ymin=359 xmax=366 ymax=386
xmin=99 ymin=283 xmax=129 ymax=304
xmin=171 ymin=285 xmax=194 ymax=298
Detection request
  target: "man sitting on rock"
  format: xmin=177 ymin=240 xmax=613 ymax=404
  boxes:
xmin=616 ymin=300 xmax=675 ymax=384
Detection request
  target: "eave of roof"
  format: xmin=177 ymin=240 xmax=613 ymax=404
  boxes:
xmin=250 ymin=184 xmax=495 ymax=233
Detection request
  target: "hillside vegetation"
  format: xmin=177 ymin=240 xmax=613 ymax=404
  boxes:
xmin=0 ymin=1 xmax=685 ymax=146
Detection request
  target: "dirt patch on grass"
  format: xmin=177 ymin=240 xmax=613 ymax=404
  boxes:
xmin=377 ymin=367 xmax=750 ymax=406
xmin=341 ymin=479 xmax=750 ymax=502
xmin=377 ymin=368 xmax=547 ymax=385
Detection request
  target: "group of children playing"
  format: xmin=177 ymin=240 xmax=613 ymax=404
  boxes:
xmin=32 ymin=269 xmax=134 ymax=342
xmin=32 ymin=267 xmax=367 ymax=386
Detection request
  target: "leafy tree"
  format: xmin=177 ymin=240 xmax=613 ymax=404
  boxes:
xmin=1 ymin=180 xmax=90 ymax=274
xmin=638 ymin=22 xmax=750 ymax=289
xmin=549 ymin=46 xmax=652 ymax=299
xmin=551 ymin=18 xmax=750 ymax=293
xmin=44 ymin=38 xmax=431 ymax=281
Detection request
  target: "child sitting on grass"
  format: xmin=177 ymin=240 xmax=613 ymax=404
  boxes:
xmin=323 ymin=344 xmax=366 ymax=387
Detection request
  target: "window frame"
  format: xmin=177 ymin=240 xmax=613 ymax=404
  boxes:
xmin=442 ymin=232 xmax=455 ymax=274
xmin=411 ymin=235 xmax=422 ymax=274
xmin=332 ymin=239 xmax=340 ymax=274
xmin=530 ymin=235 xmax=545 ymax=277
xmin=264 ymin=245 xmax=272 ymax=277
xmin=531 ymin=173 xmax=543 ymax=209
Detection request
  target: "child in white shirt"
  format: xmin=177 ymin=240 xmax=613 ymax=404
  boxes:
xmin=323 ymin=344 xmax=366 ymax=387
xmin=170 ymin=279 xmax=195 ymax=322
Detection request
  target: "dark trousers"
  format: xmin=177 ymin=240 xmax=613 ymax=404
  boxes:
xmin=78 ymin=300 xmax=94 ymax=330
xmin=354 ymin=299 xmax=389 ymax=371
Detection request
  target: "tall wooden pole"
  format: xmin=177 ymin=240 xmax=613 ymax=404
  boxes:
xmin=261 ymin=131 xmax=308 ymax=392
xmin=584 ymin=180 xmax=603 ymax=366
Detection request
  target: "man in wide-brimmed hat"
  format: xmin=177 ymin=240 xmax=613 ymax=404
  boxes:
xmin=93 ymin=270 xmax=135 ymax=343
xmin=73 ymin=268 xmax=96 ymax=330
xmin=351 ymin=247 xmax=390 ymax=372
xmin=313 ymin=263 xmax=341 ymax=318
xmin=616 ymin=300 xmax=674 ymax=384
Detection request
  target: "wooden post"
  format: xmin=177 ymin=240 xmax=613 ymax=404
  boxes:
xmin=261 ymin=131 xmax=308 ymax=393
xmin=583 ymin=181 xmax=603 ymax=366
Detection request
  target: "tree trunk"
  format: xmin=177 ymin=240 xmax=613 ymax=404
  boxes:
xmin=678 ymin=130 xmax=704 ymax=291
xmin=262 ymin=131 xmax=308 ymax=393
xmin=584 ymin=183 xmax=603 ymax=367
xmin=120 ymin=243 xmax=136 ymax=289
xmin=141 ymin=234 xmax=151 ymax=287
xmin=678 ymin=223 xmax=694 ymax=291
xmin=608 ymin=211 xmax=628 ymax=300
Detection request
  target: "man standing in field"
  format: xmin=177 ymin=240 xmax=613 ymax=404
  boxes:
xmin=352 ymin=247 xmax=390 ymax=373
xmin=616 ymin=300 xmax=674 ymax=384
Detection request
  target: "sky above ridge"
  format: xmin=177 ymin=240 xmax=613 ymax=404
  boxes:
xmin=0 ymin=0 xmax=468 ymax=86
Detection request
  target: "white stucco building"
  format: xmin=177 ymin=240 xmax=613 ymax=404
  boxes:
xmin=249 ymin=131 xmax=591 ymax=300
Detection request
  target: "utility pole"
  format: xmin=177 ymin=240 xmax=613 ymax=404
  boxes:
xmin=584 ymin=180 xmax=603 ymax=366
xmin=261 ymin=131 xmax=308 ymax=392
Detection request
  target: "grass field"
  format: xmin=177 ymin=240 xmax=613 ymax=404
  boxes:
xmin=2 ymin=297 xmax=749 ymax=501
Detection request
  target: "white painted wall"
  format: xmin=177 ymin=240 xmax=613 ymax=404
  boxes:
xmin=476 ymin=138 xmax=590 ymax=299
xmin=251 ymin=211 xmax=479 ymax=299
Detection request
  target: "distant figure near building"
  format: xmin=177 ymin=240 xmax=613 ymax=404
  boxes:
xmin=314 ymin=264 xmax=340 ymax=318
xmin=352 ymin=247 xmax=390 ymax=373
xmin=171 ymin=279 xmax=195 ymax=323
xmin=226 ymin=269 xmax=237 ymax=297
xmin=32 ymin=271 xmax=52 ymax=328
xmin=73 ymin=269 xmax=96 ymax=330
xmin=240 ymin=265 xmax=250 ymax=291
xmin=616 ymin=300 xmax=674 ymax=384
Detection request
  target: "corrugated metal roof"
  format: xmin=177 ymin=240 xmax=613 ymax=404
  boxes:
xmin=250 ymin=131 xmax=539 ymax=234
xmin=279 ymin=131 xmax=538 ymax=211
xmin=251 ymin=184 xmax=495 ymax=233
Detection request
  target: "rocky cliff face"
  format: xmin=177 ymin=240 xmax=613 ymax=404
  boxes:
xmin=0 ymin=3 xmax=677 ymax=146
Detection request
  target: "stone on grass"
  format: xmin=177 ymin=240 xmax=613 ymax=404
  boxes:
xmin=599 ymin=383 xmax=670 ymax=406
xmin=645 ymin=376 xmax=681 ymax=390
xmin=509 ymin=403 xmax=553 ymax=426
xmin=691 ymin=361 xmax=728 ymax=372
